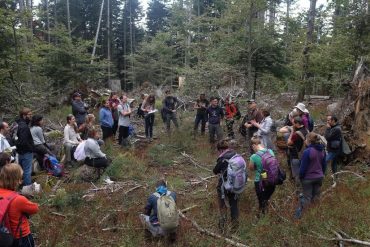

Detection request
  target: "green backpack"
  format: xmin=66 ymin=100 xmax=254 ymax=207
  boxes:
xmin=154 ymin=192 xmax=179 ymax=231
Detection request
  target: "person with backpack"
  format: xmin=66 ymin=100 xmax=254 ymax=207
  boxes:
xmin=324 ymin=115 xmax=342 ymax=174
xmin=213 ymin=139 xmax=246 ymax=232
xmin=224 ymin=97 xmax=238 ymax=139
xmin=84 ymin=128 xmax=111 ymax=169
xmin=250 ymin=109 xmax=275 ymax=150
xmin=193 ymin=93 xmax=209 ymax=136
xmin=140 ymin=180 xmax=177 ymax=242
xmin=295 ymin=132 xmax=327 ymax=219
xmin=243 ymin=99 xmax=263 ymax=154
xmin=207 ymin=97 xmax=224 ymax=144
xmin=30 ymin=115 xmax=54 ymax=167
xmin=293 ymin=103 xmax=314 ymax=132
xmin=287 ymin=116 xmax=308 ymax=185
xmin=108 ymin=92 xmax=121 ymax=138
xmin=141 ymin=94 xmax=156 ymax=142
xmin=0 ymin=162 xmax=39 ymax=247
xmin=15 ymin=108 xmax=34 ymax=188
xmin=117 ymin=95 xmax=132 ymax=147
xmin=249 ymin=136 xmax=276 ymax=216
xmin=162 ymin=89 xmax=179 ymax=133
xmin=99 ymin=100 xmax=114 ymax=141
xmin=63 ymin=114 xmax=82 ymax=166
xmin=71 ymin=92 xmax=88 ymax=127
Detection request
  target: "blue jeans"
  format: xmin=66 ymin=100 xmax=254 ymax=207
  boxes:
xmin=18 ymin=152 xmax=33 ymax=185
xmin=326 ymin=152 xmax=338 ymax=174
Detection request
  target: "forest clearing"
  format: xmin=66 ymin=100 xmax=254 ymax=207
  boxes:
xmin=0 ymin=0 xmax=370 ymax=246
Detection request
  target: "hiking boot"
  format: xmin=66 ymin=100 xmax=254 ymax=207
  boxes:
xmin=168 ymin=232 xmax=177 ymax=243
xmin=218 ymin=216 xmax=226 ymax=234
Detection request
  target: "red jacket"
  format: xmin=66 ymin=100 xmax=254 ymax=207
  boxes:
xmin=225 ymin=103 xmax=237 ymax=119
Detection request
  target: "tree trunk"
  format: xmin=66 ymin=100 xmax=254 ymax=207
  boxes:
xmin=46 ymin=0 xmax=50 ymax=43
xmin=284 ymin=0 xmax=290 ymax=62
xmin=246 ymin=1 xmax=254 ymax=92
xmin=297 ymin=0 xmax=317 ymax=103
xmin=107 ymin=0 xmax=111 ymax=81
xmin=66 ymin=0 xmax=71 ymax=38
xmin=91 ymin=0 xmax=105 ymax=64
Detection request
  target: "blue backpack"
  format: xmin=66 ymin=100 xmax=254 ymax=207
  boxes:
xmin=308 ymin=115 xmax=314 ymax=132
xmin=43 ymin=156 xmax=64 ymax=177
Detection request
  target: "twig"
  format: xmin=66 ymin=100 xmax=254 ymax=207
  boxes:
xmin=178 ymin=211 xmax=249 ymax=247
xmin=51 ymin=212 xmax=67 ymax=218
xmin=102 ymin=226 xmax=144 ymax=231
xmin=124 ymin=185 xmax=142 ymax=195
xmin=51 ymin=180 xmax=62 ymax=194
xmin=181 ymin=152 xmax=212 ymax=172
xmin=332 ymin=230 xmax=344 ymax=247
xmin=180 ymin=205 xmax=199 ymax=213
xmin=310 ymin=231 xmax=370 ymax=246
xmin=322 ymin=170 xmax=366 ymax=197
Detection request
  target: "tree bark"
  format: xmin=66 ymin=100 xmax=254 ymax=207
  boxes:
xmin=297 ymin=0 xmax=317 ymax=103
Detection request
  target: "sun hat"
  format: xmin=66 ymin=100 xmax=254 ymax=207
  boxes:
xmin=294 ymin=102 xmax=309 ymax=113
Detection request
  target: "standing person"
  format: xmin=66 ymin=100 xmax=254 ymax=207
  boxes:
xmin=109 ymin=92 xmax=120 ymax=137
xmin=15 ymin=108 xmax=34 ymax=187
xmin=193 ymin=93 xmax=209 ymax=136
xmin=162 ymin=89 xmax=179 ymax=133
xmin=206 ymin=97 xmax=224 ymax=143
xmin=84 ymin=128 xmax=111 ymax=169
xmin=287 ymin=116 xmax=308 ymax=183
xmin=213 ymin=140 xmax=245 ymax=232
xmin=249 ymin=136 xmax=276 ymax=216
xmin=140 ymin=180 xmax=177 ymax=241
xmin=295 ymin=132 xmax=326 ymax=218
xmin=78 ymin=114 xmax=96 ymax=140
xmin=243 ymin=99 xmax=263 ymax=154
xmin=0 ymin=162 xmax=39 ymax=247
xmin=137 ymin=93 xmax=148 ymax=119
xmin=324 ymin=115 xmax=342 ymax=174
xmin=250 ymin=109 xmax=275 ymax=150
xmin=99 ymin=99 xmax=114 ymax=141
xmin=71 ymin=92 xmax=88 ymax=127
xmin=63 ymin=114 xmax=82 ymax=165
xmin=293 ymin=103 xmax=313 ymax=131
xmin=224 ymin=97 xmax=238 ymax=139
xmin=30 ymin=115 xmax=54 ymax=166
xmin=141 ymin=94 xmax=156 ymax=141
xmin=117 ymin=95 xmax=132 ymax=147
xmin=0 ymin=121 xmax=12 ymax=153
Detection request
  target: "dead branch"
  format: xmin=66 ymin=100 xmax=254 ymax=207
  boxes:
xmin=51 ymin=212 xmax=67 ymax=218
xmin=180 ymin=205 xmax=199 ymax=213
xmin=310 ymin=231 xmax=370 ymax=246
xmin=180 ymin=152 xmax=212 ymax=172
xmin=124 ymin=185 xmax=143 ymax=195
xmin=51 ymin=180 xmax=62 ymax=194
xmin=178 ymin=211 xmax=249 ymax=247
xmin=322 ymin=171 xmax=366 ymax=197
xmin=332 ymin=230 xmax=344 ymax=247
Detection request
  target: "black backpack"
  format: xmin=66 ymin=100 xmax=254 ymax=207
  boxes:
xmin=239 ymin=115 xmax=248 ymax=137
xmin=137 ymin=103 xmax=144 ymax=118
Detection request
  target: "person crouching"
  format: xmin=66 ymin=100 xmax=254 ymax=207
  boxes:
xmin=84 ymin=128 xmax=111 ymax=170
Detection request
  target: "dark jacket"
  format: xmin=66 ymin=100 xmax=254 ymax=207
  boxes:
xmin=196 ymin=99 xmax=209 ymax=115
xmin=289 ymin=126 xmax=308 ymax=159
xmin=15 ymin=118 xmax=33 ymax=154
xmin=213 ymin=149 xmax=236 ymax=189
xmin=72 ymin=100 xmax=87 ymax=125
xmin=162 ymin=96 xmax=178 ymax=114
xmin=324 ymin=124 xmax=342 ymax=152
xmin=299 ymin=144 xmax=327 ymax=179
xmin=144 ymin=191 xmax=176 ymax=225
xmin=245 ymin=108 xmax=263 ymax=133
xmin=207 ymin=106 xmax=224 ymax=125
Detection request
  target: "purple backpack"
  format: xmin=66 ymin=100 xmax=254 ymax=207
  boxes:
xmin=257 ymin=150 xmax=279 ymax=187
xmin=222 ymin=154 xmax=247 ymax=194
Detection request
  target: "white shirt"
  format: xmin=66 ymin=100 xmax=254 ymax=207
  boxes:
xmin=0 ymin=133 xmax=11 ymax=152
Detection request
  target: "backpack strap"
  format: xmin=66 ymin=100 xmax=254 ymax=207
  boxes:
xmin=295 ymin=130 xmax=305 ymax=141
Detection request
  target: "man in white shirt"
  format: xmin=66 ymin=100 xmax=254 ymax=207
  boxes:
xmin=0 ymin=121 xmax=11 ymax=153
xmin=117 ymin=95 xmax=132 ymax=147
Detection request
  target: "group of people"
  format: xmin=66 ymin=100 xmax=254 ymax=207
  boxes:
xmin=0 ymin=89 xmax=346 ymax=246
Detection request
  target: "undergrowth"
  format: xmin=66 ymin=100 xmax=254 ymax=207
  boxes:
xmin=31 ymin=110 xmax=370 ymax=247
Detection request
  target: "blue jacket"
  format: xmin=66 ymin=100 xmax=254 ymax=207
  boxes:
xmin=99 ymin=107 xmax=113 ymax=128
xmin=144 ymin=191 xmax=176 ymax=225
xmin=299 ymin=144 xmax=327 ymax=179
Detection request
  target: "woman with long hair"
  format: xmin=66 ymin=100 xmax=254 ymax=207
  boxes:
xmin=295 ymin=132 xmax=326 ymax=218
xmin=30 ymin=115 xmax=54 ymax=165
xmin=63 ymin=114 xmax=82 ymax=164
xmin=141 ymin=94 xmax=156 ymax=141
xmin=78 ymin=113 xmax=96 ymax=140
xmin=0 ymin=163 xmax=39 ymax=247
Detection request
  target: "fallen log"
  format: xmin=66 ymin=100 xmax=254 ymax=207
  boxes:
xmin=180 ymin=152 xmax=212 ymax=172
xmin=178 ymin=211 xmax=249 ymax=247
xmin=310 ymin=231 xmax=370 ymax=246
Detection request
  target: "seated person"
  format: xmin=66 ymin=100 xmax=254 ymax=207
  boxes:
xmin=63 ymin=114 xmax=82 ymax=165
xmin=30 ymin=115 xmax=54 ymax=166
xmin=84 ymin=128 xmax=111 ymax=168
xmin=140 ymin=180 xmax=177 ymax=241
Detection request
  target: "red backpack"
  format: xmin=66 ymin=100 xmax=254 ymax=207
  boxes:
xmin=0 ymin=192 xmax=18 ymax=247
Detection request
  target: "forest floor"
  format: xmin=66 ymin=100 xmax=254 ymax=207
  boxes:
xmin=30 ymin=99 xmax=370 ymax=247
